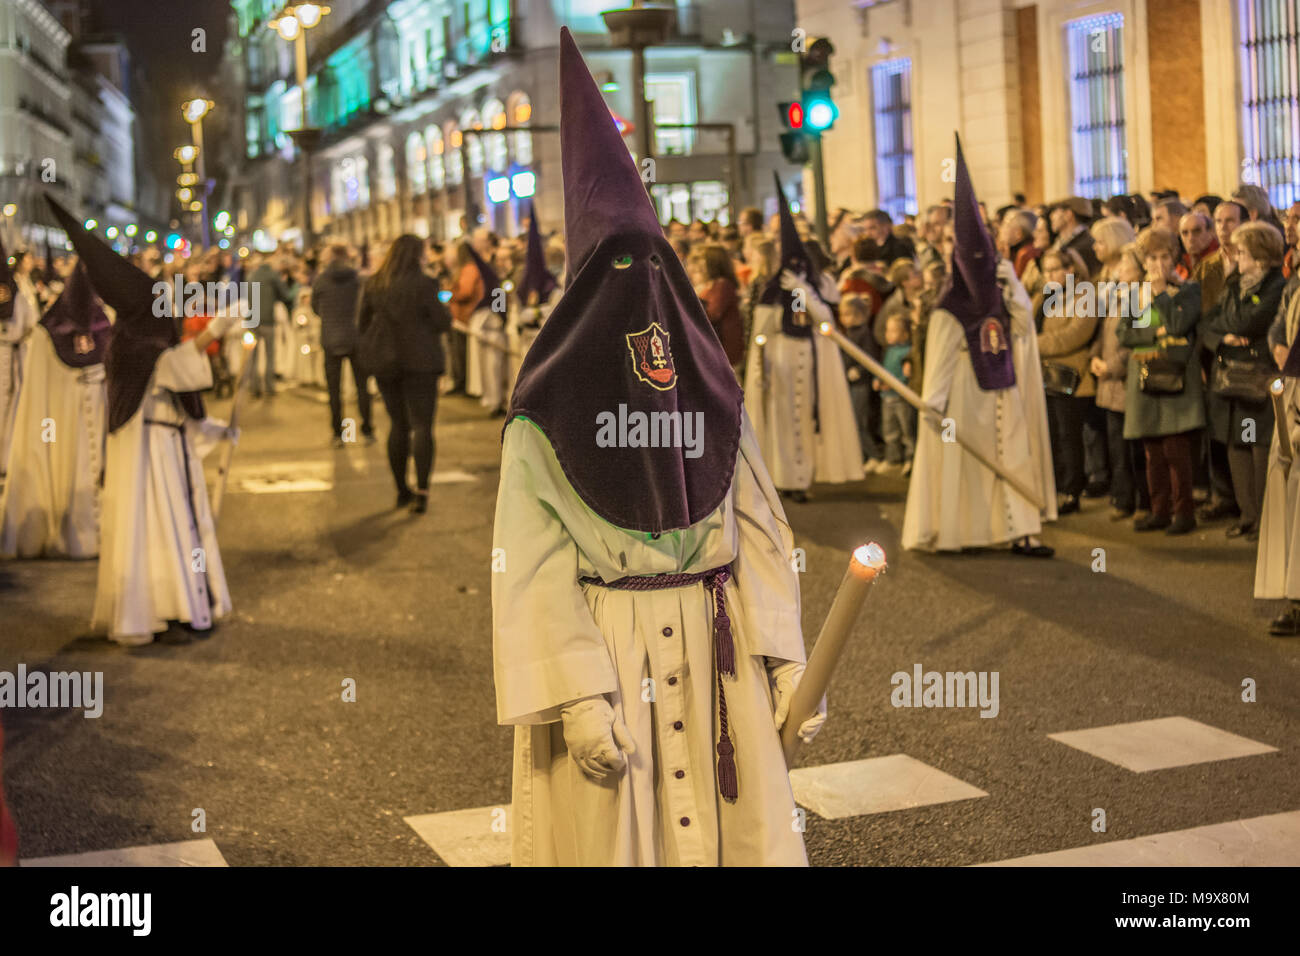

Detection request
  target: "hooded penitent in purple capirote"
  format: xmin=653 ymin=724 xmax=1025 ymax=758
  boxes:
xmin=516 ymin=203 xmax=557 ymax=308
xmin=938 ymin=134 xmax=1016 ymax=391
xmin=39 ymin=263 xmax=111 ymax=369
xmin=46 ymin=194 xmax=205 ymax=432
xmin=506 ymin=27 xmax=742 ymax=534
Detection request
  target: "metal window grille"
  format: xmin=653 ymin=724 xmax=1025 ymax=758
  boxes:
xmin=1238 ymin=0 xmax=1300 ymax=208
xmin=1066 ymin=13 xmax=1127 ymax=198
xmin=871 ymin=58 xmax=917 ymax=221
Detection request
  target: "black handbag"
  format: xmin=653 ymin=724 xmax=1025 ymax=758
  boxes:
xmin=1212 ymin=353 xmax=1273 ymax=403
xmin=358 ymin=304 xmax=400 ymax=380
xmin=1139 ymin=356 xmax=1185 ymax=394
xmin=1041 ymin=361 xmax=1081 ymax=396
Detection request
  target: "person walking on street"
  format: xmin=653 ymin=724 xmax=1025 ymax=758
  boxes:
xmin=358 ymin=236 xmax=451 ymax=514
xmin=248 ymin=252 xmax=296 ymax=398
xmin=311 ymin=244 xmax=374 ymax=447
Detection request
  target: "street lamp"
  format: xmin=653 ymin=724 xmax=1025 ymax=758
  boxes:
xmin=601 ymin=3 xmax=675 ymax=168
xmin=181 ymin=99 xmax=215 ymax=249
xmin=269 ymin=3 xmax=330 ymax=249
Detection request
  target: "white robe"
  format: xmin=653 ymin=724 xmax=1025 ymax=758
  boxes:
xmin=493 ymin=413 xmax=809 ymax=866
xmin=0 ymin=279 xmax=39 ymax=476
xmin=1255 ymin=293 xmax=1300 ymax=599
xmin=507 ymin=288 xmax=562 ymax=394
xmin=742 ymin=303 xmax=863 ymax=490
xmin=470 ymin=305 xmax=508 ymax=411
xmin=902 ymin=260 xmax=1057 ymax=551
xmin=90 ymin=344 xmax=231 ymax=639
xmin=0 ymin=326 xmax=106 ymax=558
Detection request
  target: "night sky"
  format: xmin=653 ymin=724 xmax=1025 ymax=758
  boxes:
xmin=87 ymin=0 xmax=231 ymax=184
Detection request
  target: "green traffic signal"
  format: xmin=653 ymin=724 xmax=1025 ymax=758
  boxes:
xmin=802 ymin=91 xmax=837 ymax=131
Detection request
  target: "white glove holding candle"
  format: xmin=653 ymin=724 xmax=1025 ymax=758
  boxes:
xmin=560 ymin=696 xmax=636 ymax=781
xmin=767 ymin=659 xmax=827 ymax=743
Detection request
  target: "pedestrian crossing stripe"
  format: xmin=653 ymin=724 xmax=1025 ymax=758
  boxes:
xmin=978 ymin=810 xmax=1300 ymax=866
xmin=20 ymin=838 xmax=228 ymax=867
xmin=789 ymin=754 xmax=987 ymax=819
xmin=405 ymin=806 xmax=511 ymax=867
xmin=1047 ymin=716 xmax=1278 ymax=772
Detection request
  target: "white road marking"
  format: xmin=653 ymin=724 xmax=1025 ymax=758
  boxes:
xmin=1047 ymin=716 xmax=1278 ymax=772
xmin=789 ymin=754 xmax=987 ymax=819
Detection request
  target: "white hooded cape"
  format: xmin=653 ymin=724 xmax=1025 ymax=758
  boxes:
xmin=0 ymin=326 xmax=106 ymax=557
xmin=902 ymin=260 xmax=1057 ymax=551
xmin=742 ymin=303 xmax=863 ymax=491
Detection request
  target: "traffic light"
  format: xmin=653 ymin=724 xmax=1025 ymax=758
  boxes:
xmin=777 ymin=101 xmax=809 ymax=162
xmin=800 ymin=37 xmax=837 ymax=132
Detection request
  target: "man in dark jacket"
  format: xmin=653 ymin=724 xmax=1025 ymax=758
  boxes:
xmin=311 ymin=244 xmax=373 ymax=446
xmin=248 ymin=251 xmax=296 ymax=397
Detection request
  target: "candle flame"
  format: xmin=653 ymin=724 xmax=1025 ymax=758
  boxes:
xmin=754 ymin=334 xmax=767 ymax=346
xmin=1272 ymin=377 xmax=1285 ymax=396
xmin=818 ymin=321 xmax=832 ymax=335
xmin=853 ymin=542 xmax=887 ymax=570
xmin=242 ymin=331 xmax=255 ymax=347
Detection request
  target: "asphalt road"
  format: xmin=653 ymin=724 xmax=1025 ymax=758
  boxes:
xmin=2 ymin=381 xmax=1298 ymax=866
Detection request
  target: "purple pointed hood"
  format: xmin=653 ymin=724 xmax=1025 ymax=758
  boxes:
xmin=506 ymin=27 xmax=743 ymax=534
xmin=467 ymin=242 xmax=501 ymax=312
xmin=517 ymin=204 xmax=557 ymax=306
xmin=937 ymin=135 xmax=1015 ymax=390
xmin=46 ymin=194 xmax=204 ymax=430
xmin=39 ymin=262 xmax=111 ymax=368
xmin=761 ymin=172 xmax=822 ymax=338
xmin=0 ymin=235 xmax=16 ymax=325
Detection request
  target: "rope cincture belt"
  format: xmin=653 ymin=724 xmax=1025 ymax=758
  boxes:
xmin=578 ymin=564 xmax=739 ymax=802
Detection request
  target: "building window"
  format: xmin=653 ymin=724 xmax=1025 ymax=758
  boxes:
xmin=870 ymin=58 xmax=917 ymax=222
xmin=462 ymin=108 xmax=484 ymax=176
xmin=445 ymin=123 xmax=464 ymax=186
xmin=427 ymin=124 xmax=446 ymax=190
xmin=482 ymin=97 xmax=508 ymax=172
xmin=510 ymin=92 xmax=533 ymax=164
xmin=649 ymin=181 xmax=728 ymax=225
xmin=1238 ymin=0 xmax=1300 ymax=208
xmin=1066 ymin=12 xmax=1128 ymax=198
xmin=646 ymin=72 xmax=696 ymax=156
xmin=407 ymin=132 xmax=427 ymax=195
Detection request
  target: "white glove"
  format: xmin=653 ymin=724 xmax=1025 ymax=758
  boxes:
xmin=767 ymin=659 xmax=827 ymax=744
xmin=207 ymin=310 xmax=242 ymax=340
xmin=559 ymin=696 xmax=636 ymax=781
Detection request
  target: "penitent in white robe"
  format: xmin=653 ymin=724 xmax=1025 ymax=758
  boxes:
xmin=1255 ymin=292 xmax=1300 ymax=599
xmin=0 ymin=326 xmax=106 ymax=558
xmin=902 ymin=260 xmax=1057 ymax=551
xmin=91 ymin=343 xmax=231 ymax=639
xmin=742 ymin=303 xmax=863 ymax=491
xmin=470 ymin=305 xmax=508 ymax=411
xmin=0 ymin=279 xmax=39 ymax=477
xmin=507 ymin=289 xmax=562 ymax=394
xmin=492 ymin=412 xmax=810 ymax=866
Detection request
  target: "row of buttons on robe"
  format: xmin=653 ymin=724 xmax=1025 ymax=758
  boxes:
xmin=662 ymin=624 xmax=690 ymax=826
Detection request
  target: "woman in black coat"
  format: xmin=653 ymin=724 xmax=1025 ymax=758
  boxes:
xmin=358 ymin=235 xmax=452 ymax=513
xmin=1200 ymin=222 xmax=1288 ymax=540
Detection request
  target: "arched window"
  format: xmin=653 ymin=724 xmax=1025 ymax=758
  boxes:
xmin=482 ymin=97 xmax=507 ymax=173
xmin=406 ymin=131 xmax=427 ymax=195
xmin=376 ymin=142 xmax=397 ymax=200
xmin=507 ymin=91 xmax=532 ymax=165
xmin=461 ymin=108 xmax=484 ymax=177
xmin=444 ymin=122 xmax=464 ymax=186
xmin=426 ymin=124 xmax=445 ymax=191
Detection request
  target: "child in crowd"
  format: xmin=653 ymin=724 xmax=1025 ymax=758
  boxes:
xmin=839 ymin=292 xmax=885 ymax=471
xmin=875 ymin=313 xmax=916 ymax=475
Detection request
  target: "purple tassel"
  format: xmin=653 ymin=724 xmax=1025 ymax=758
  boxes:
xmin=716 ymin=735 xmax=738 ymax=801
xmin=709 ymin=570 xmax=736 ymax=677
